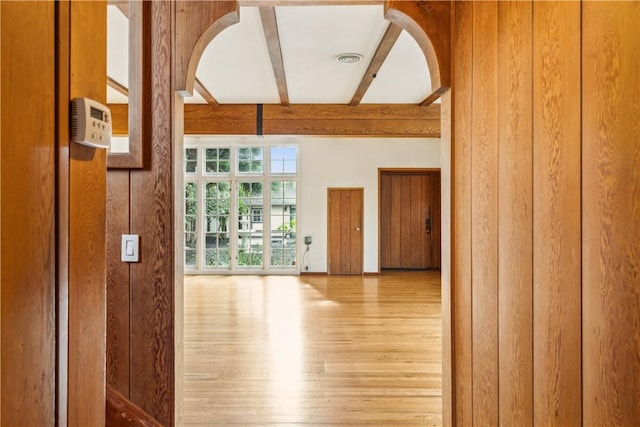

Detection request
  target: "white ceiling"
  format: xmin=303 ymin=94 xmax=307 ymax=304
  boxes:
xmin=107 ymin=5 xmax=431 ymax=105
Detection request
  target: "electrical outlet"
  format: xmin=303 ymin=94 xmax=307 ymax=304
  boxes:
xmin=304 ymin=235 xmax=312 ymax=245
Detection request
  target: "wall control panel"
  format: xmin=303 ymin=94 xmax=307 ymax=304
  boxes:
xmin=71 ymin=97 xmax=112 ymax=148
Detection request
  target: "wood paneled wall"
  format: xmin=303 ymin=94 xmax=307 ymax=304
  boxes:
xmin=2 ymin=1 xmax=108 ymax=425
xmin=106 ymin=1 xmax=176 ymax=425
xmin=451 ymin=1 xmax=639 ymax=425
xmin=1 ymin=3 xmax=56 ymax=425
xmin=581 ymin=2 xmax=640 ymax=425
xmin=67 ymin=2 xmax=108 ymax=425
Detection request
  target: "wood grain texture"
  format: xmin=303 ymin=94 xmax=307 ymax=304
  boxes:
xmin=350 ymin=23 xmax=402 ymax=106
xmin=175 ymin=0 xmax=238 ymax=94
xmin=497 ymin=2 xmax=533 ymax=426
xmin=349 ymin=188 xmax=363 ymax=275
xmin=532 ymin=2 xmax=582 ymax=426
xmin=193 ymin=77 xmax=217 ymax=105
xmin=470 ymin=1 xmax=499 ymax=424
xmin=183 ymin=272 xmax=442 ymax=426
xmin=328 ymin=189 xmax=363 ymax=275
xmin=113 ymin=103 xmax=442 ymax=137
xmin=106 ymin=386 xmax=162 ymax=427
xmin=328 ymin=189 xmax=341 ymax=275
xmin=1 ymin=3 xmax=56 ymax=424
xmin=582 ymin=2 xmax=640 ymax=425
xmin=390 ymin=176 xmax=402 ymax=268
xmin=259 ymin=7 xmax=289 ymax=105
xmin=379 ymin=173 xmax=391 ymax=268
xmin=56 ymin=2 xmax=71 ymax=425
xmin=67 ymin=1 xmax=107 ymax=426
xmin=107 ymin=171 xmax=131 ymax=396
xmin=129 ymin=2 xmax=174 ymax=424
xmin=385 ymin=0 xmax=450 ymax=91
xmin=451 ymin=2 xmax=473 ymax=423
xmin=439 ymin=89 xmax=452 ymax=427
xmin=431 ymin=172 xmax=441 ymax=269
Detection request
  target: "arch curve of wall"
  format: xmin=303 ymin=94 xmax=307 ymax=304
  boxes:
xmin=176 ymin=1 xmax=450 ymax=101
xmin=175 ymin=2 xmax=240 ymax=96
xmin=384 ymin=1 xmax=451 ymax=98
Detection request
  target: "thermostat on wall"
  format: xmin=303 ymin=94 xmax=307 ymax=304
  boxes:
xmin=71 ymin=97 xmax=111 ymax=149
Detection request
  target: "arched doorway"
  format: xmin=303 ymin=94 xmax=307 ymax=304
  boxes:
xmin=173 ymin=1 xmax=452 ymax=424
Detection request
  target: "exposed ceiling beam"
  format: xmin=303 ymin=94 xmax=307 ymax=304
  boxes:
xmin=259 ymin=7 xmax=290 ymax=105
xmin=107 ymin=76 xmax=129 ymax=97
xmin=242 ymin=1 xmax=382 ymax=6
xmin=107 ymin=0 xmax=129 ymax=18
xmin=420 ymin=86 xmax=447 ymax=107
xmin=109 ymin=103 xmax=441 ymax=137
xmin=349 ymin=23 xmax=403 ymax=106
xmin=194 ymin=77 xmax=218 ymax=105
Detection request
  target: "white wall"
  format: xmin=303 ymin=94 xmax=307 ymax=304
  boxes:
xmin=298 ymin=137 xmax=440 ymax=272
xmin=184 ymin=135 xmax=441 ymax=273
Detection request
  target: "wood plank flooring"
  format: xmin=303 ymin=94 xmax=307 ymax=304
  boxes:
xmin=184 ymin=271 xmax=442 ymax=426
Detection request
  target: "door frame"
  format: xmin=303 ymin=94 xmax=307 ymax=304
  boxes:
xmin=378 ymin=168 xmax=441 ymax=273
xmin=327 ymin=187 xmax=364 ymax=275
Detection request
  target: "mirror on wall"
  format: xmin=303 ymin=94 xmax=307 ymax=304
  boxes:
xmin=106 ymin=0 xmax=147 ymax=168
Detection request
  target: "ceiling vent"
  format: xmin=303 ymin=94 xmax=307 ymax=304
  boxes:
xmin=336 ymin=53 xmax=363 ymax=64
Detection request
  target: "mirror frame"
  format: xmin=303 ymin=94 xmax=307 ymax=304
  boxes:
xmin=107 ymin=0 xmax=150 ymax=169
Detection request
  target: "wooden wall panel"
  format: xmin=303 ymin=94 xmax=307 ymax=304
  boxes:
xmin=451 ymin=2 xmax=473 ymax=424
xmin=470 ymin=1 xmax=499 ymax=424
xmin=129 ymin=1 xmax=174 ymax=424
xmin=107 ymin=171 xmax=131 ymax=396
xmin=497 ymin=2 xmax=533 ymax=426
xmin=67 ymin=2 xmax=107 ymax=425
xmin=532 ymin=2 xmax=582 ymax=426
xmin=582 ymin=2 xmax=640 ymax=425
xmin=0 ymin=3 xmax=56 ymax=424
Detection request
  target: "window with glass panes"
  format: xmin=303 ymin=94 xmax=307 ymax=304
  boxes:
xmin=183 ymin=143 xmax=297 ymax=272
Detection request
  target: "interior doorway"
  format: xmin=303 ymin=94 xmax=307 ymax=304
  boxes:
xmin=327 ymin=188 xmax=364 ymax=275
xmin=379 ymin=169 xmax=441 ymax=270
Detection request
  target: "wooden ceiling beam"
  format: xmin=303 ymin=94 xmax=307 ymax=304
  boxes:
xmin=349 ymin=22 xmax=402 ymax=106
xmin=259 ymin=7 xmax=290 ymax=105
xmin=242 ymin=1 xmax=382 ymax=6
xmin=107 ymin=76 xmax=129 ymax=98
xmin=420 ymin=86 xmax=447 ymax=107
xmin=109 ymin=103 xmax=441 ymax=137
xmin=194 ymin=77 xmax=218 ymax=104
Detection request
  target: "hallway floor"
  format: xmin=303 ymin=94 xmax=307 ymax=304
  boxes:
xmin=183 ymin=271 xmax=442 ymax=426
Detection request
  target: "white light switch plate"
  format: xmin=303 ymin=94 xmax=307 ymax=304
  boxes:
xmin=121 ymin=234 xmax=139 ymax=262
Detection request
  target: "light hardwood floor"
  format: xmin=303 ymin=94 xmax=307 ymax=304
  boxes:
xmin=184 ymin=271 xmax=442 ymax=426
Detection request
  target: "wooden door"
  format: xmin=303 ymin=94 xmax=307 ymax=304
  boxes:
xmin=380 ymin=171 xmax=440 ymax=269
xmin=328 ymin=188 xmax=363 ymax=275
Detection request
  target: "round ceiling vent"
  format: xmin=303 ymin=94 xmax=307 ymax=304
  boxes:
xmin=336 ymin=53 xmax=363 ymax=64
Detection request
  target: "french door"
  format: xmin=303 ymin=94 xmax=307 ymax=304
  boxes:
xmin=184 ymin=144 xmax=298 ymax=273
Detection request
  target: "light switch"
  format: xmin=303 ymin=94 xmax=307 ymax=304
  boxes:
xmin=121 ymin=234 xmax=139 ymax=262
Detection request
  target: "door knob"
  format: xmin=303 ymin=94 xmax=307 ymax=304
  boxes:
xmin=425 ymin=218 xmax=431 ymax=234
xmin=355 ymin=227 xmax=361 ymax=231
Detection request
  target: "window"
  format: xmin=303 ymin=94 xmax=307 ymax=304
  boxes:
xmin=238 ymin=147 xmax=263 ymax=173
xmin=184 ymin=182 xmax=198 ymax=267
xmin=252 ymin=208 xmax=263 ymax=223
xmin=205 ymin=148 xmax=230 ymax=174
xmin=185 ymin=148 xmax=198 ymax=174
xmin=270 ymin=146 xmax=297 ymax=174
xmin=184 ymin=143 xmax=297 ymax=273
